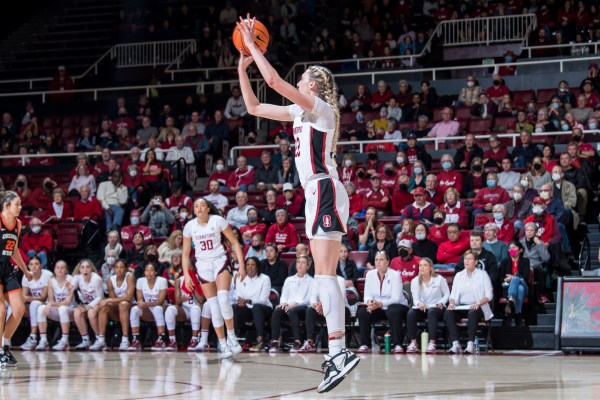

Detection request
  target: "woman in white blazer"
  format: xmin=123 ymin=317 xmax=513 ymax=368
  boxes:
xmin=356 ymin=251 xmax=409 ymax=354
xmin=444 ymin=249 xmax=494 ymax=354
xmin=406 ymin=257 xmax=449 ymax=354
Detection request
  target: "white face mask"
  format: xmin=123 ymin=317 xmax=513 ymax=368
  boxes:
xmin=344 ymin=160 xmax=352 ymax=167
xmin=552 ymin=173 xmax=561 ymax=182
xmin=179 ymin=212 xmax=188 ymax=220
xmin=532 ymin=205 xmax=544 ymax=215
xmin=31 ymin=226 xmax=41 ymax=234
xmin=130 ymin=216 xmax=139 ymax=225
xmin=520 ymin=179 xmax=528 ymax=187
xmin=216 ymin=164 xmax=224 ymax=171
xmin=396 ymin=157 xmax=404 ymax=164
xmin=513 ymin=192 xmax=522 ymax=202
xmin=129 ymin=169 xmax=137 ymax=177
xmin=106 ymin=257 xmax=115 ymax=265
xmin=467 ymin=81 xmax=474 ymax=87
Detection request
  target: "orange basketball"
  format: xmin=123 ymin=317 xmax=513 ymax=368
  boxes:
xmin=232 ymin=19 xmax=269 ymax=56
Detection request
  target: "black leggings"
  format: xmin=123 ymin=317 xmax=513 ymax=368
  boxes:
xmin=406 ymin=307 xmax=445 ymax=341
xmin=233 ymin=304 xmax=272 ymax=338
xmin=271 ymin=305 xmax=307 ymax=341
xmin=305 ymin=307 xmax=351 ymax=340
xmin=444 ymin=308 xmax=484 ymax=342
xmin=357 ymin=304 xmax=408 ymax=347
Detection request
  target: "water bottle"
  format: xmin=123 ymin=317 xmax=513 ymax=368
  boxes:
xmin=420 ymin=331 xmax=429 ymax=354
xmin=384 ymin=331 xmax=391 ymax=354
xmin=474 ymin=336 xmax=480 ymax=355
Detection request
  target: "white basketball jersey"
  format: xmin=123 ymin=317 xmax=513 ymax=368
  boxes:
xmin=22 ymin=269 xmax=53 ymax=298
xmin=74 ymin=273 xmax=103 ymax=304
xmin=183 ymin=215 xmax=228 ymax=260
xmin=136 ymin=276 xmax=168 ymax=303
xmin=288 ymin=97 xmax=339 ymax=187
xmin=52 ymin=275 xmax=73 ymax=303
xmin=110 ymin=272 xmax=131 ymax=298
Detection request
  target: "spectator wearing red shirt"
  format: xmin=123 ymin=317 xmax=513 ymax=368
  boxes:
xmin=580 ymin=79 xmax=600 ymax=109
xmin=380 ymin=161 xmax=399 ymax=192
xmin=485 ymin=74 xmax=510 ymax=105
xmin=265 ymin=209 xmax=299 ymax=253
xmin=436 ymin=223 xmax=471 ymax=267
xmin=353 ymin=165 xmax=372 ymax=196
xmin=164 ymin=181 xmax=192 ymax=215
xmin=437 ymin=154 xmax=464 ymax=194
xmin=390 ymin=239 xmax=421 ymax=286
xmin=362 ymin=173 xmax=390 ymax=216
xmin=483 ymin=134 xmax=510 ymax=168
xmin=339 ymin=154 xmax=357 ymax=184
xmin=357 ymin=207 xmax=384 ymax=251
xmin=364 ymin=140 xmax=395 ymax=158
xmin=20 ymin=217 xmax=52 ymax=267
xmin=49 ymin=65 xmax=75 ymax=103
xmin=110 ymin=107 xmax=136 ymax=134
xmin=275 ymin=183 xmax=304 ymax=218
xmin=227 ymin=155 xmax=255 ymax=192
xmin=31 ymin=177 xmax=58 ymax=213
xmin=345 ymin=182 xmax=363 ymax=217
xmin=93 ymin=148 xmax=113 ymax=176
xmin=472 ymin=173 xmax=511 ymax=219
xmin=46 ymin=189 xmax=73 ymax=222
xmin=73 ymin=185 xmax=103 ymax=222
xmin=391 ymin=175 xmax=414 ymax=215
xmin=396 ymin=80 xmax=412 ymax=109
xmin=523 ymin=197 xmax=560 ymax=244
xmin=121 ymin=146 xmax=142 ymax=175
xmin=441 ymin=187 xmax=468 ymax=228
xmin=370 ymin=80 xmax=394 ymax=110
xmin=240 ymin=207 xmax=267 ymax=245
xmin=268 ymin=120 xmax=293 ymax=140
xmin=572 ymin=128 xmax=596 ymax=160
xmin=121 ymin=209 xmax=152 ymax=249
xmin=428 ymin=209 xmax=449 ymax=246
xmin=206 ymin=159 xmax=229 ymax=190
xmin=424 ymin=174 xmax=444 ymax=206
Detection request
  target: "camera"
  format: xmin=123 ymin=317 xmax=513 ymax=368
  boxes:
xmin=153 ymin=198 xmax=161 ymax=206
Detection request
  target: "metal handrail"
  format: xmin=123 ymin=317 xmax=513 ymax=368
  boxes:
xmin=228 ymin=130 xmax=592 ymax=163
xmin=521 ymin=42 xmax=600 ymax=58
xmin=441 ymin=14 xmax=537 ymax=47
xmin=112 ymin=39 xmax=197 ymax=68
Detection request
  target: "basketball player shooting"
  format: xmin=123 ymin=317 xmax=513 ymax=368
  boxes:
xmin=236 ymin=15 xmax=359 ymax=393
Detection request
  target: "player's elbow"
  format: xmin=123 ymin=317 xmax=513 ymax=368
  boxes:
xmin=265 ymin=74 xmax=283 ymax=90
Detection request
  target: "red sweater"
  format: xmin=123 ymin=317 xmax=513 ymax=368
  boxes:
xmin=207 ymin=171 xmax=230 ymax=188
xmin=226 ymin=167 xmax=255 ymax=189
xmin=73 ymin=197 xmax=103 ymax=221
xmin=437 ymin=171 xmax=463 ymax=194
xmin=524 ymin=213 xmax=557 ymax=244
xmin=121 ymin=224 xmax=152 ymax=249
xmin=390 ymin=255 xmax=421 ymax=282
xmin=276 ymin=193 xmax=304 ymax=217
xmin=353 ymin=179 xmax=372 ymax=196
xmin=348 ymin=193 xmax=363 ymax=216
xmin=46 ymin=202 xmax=73 ymax=221
xmin=473 ymin=187 xmax=510 ymax=210
xmin=20 ymin=231 xmax=53 ymax=253
xmin=426 ymin=188 xmax=444 ymax=206
xmin=436 ymin=232 xmax=470 ymax=264
xmin=496 ymin=220 xmax=515 ymax=244
xmin=441 ymin=201 xmax=469 ymax=228
xmin=265 ymin=223 xmax=298 ymax=251
xmin=165 ymin=194 xmax=193 ymax=213
xmin=428 ymin=225 xmax=448 ymax=246
xmin=392 ymin=190 xmax=414 ymax=215
xmin=240 ymin=223 xmax=267 ymax=241
xmin=362 ymin=188 xmax=390 ymax=214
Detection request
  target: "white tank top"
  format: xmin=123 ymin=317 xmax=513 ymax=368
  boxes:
xmin=183 ymin=215 xmax=228 ymax=260
xmin=52 ymin=275 xmax=73 ymax=303
xmin=22 ymin=269 xmax=53 ymax=298
xmin=136 ymin=276 xmax=168 ymax=303
xmin=110 ymin=272 xmax=131 ymax=299
xmin=288 ymin=97 xmax=339 ymax=187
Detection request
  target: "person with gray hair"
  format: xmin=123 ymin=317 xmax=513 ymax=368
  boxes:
xmin=492 ymin=203 xmax=515 ymax=244
xmin=344 ymin=181 xmax=363 ymax=218
xmin=483 ymin=222 xmax=509 ymax=265
xmin=504 ymin=184 xmax=533 ymax=228
xmin=264 ymin=209 xmax=299 ymax=253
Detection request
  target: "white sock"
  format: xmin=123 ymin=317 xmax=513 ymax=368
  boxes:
xmin=30 ymin=334 xmax=37 ymax=340
xmin=227 ymin=329 xmax=236 ymax=339
xmin=96 ymin=335 xmax=105 ymax=343
xmin=3 ymin=338 xmax=11 ymax=347
xmin=200 ymin=330 xmax=208 ymax=345
xmin=82 ymin=335 xmax=90 ymax=342
xmin=219 ymin=338 xmax=227 ymax=350
xmin=329 ymin=337 xmax=343 ymax=356
xmin=61 ymin=335 xmax=69 ymax=342
xmin=40 ymin=334 xmax=47 ymax=341
xmin=169 ymin=335 xmax=176 ymax=342
xmin=121 ymin=336 xmax=129 ymax=343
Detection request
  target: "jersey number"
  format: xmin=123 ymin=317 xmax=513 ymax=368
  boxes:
xmin=5 ymin=241 xmax=15 ymax=251
xmin=198 ymin=240 xmax=214 ymax=251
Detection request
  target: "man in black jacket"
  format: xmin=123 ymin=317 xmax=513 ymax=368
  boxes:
xmin=560 ymin=152 xmax=590 ymax=220
xmin=252 ymin=150 xmax=279 ymax=191
xmin=204 ymin=110 xmax=229 ymax=158
xmin=453 ymin=133 xmax=484 ymax=170
xmin=455 ymin=231 xmax=500 ymax=297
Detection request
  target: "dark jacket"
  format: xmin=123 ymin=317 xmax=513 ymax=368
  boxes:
xmin=253 ymin=164 xmax=279 ymax=185
xmin=499 ymin=256 xmax=531 ymax=287
xmin=504 ymin=199 xmax=533 ymax=222
xmin=412 ymin=239 xmax=438 ymax=263
xmin=260 ymin=258 xmax=288 ymax=293
xmin=336 ymin=260 xmax=360 ymax=287
xmin=455 ymin=247 xmax=500 ymax=292
xmin=367 ymin=240 xmax=398 ymax=266
xmin=453 ymin=144 xmax=484 ymax=170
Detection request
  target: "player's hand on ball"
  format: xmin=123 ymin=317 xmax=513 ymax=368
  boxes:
xmin=238 ymin=53 xmax=254 ymax=70
xmin=236 ymin=15 xmax=256 ymax=49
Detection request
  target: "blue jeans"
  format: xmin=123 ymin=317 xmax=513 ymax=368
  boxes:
xmin=508 ymin=276 xmax=528 ymax=313
xmin=104 ymin=205 xmax=125 ymax=232
xmin=26 ymin=250 xmax=47 ymax=268
xmin=557 ymin=222 xmax=571 ymax=253
xmin=434 ymin=263 xmax=456 ymax=270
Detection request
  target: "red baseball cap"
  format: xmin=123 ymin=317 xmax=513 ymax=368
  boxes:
xmin=413 ymin=187 xmax=426 ymax=196
xmin=532 ymin=196 xmax=545 ymax=204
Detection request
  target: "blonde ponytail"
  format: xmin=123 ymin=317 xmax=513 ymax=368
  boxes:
xmin=308 ymin=65 xmax=340 ymax=166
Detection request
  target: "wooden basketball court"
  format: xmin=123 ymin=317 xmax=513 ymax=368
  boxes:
xmin=2 ymin=350 xmax=598 ymax=399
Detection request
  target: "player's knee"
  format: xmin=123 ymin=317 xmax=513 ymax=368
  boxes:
xmin=217 ymin=290 xmax=233 ymax=319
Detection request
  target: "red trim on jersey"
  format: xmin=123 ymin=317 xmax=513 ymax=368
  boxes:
xmin=0 ymin=215 xmax=16 ymax=232
xmin=7 ymin=288 xmax=20 ymax=295
xmin=330 ymin=179 xmax=346 ymax=233
xmin=309 ymin=127 xmax=317 ymax=175
xmin=312 ymin=180 xmax=322 ymax=235
xmin=320 ymin=129 xmax=327 ymax=174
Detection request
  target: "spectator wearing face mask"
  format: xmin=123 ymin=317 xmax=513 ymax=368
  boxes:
xmin=504 ymin=184 xmax=533 ymax=231
xmin=20 ymin=217 xmax=53 ymax=267
xmin=206 ymin=159 xmax=229 ymax=190
xmin=438 ymin=154 xmax=464 ymax=194
xmin=100 ymin=249 xmax=118 ymax=290
xmin=457 ymin=75 xmax=480 ymax=107
xmin=552 ymin=80 xmax=576 ymax=110
xmin=472 ymin=173 xmax=510 ymax=220
xmin=121 ymin=209 xmax=152 ymax=249
xmin=485 ymin=74 xmax=510 ymax=105
xmin=141 ymin=195 xmax=175 ymax=238
xmin=203 ymin=180 xmax=229 ymax=214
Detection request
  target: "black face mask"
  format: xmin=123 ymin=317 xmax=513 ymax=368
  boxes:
xmin=147 ymin=254 xmax=158 ymax=262
xmin=44 ymin=181 xmax=53 ymax=189
xmin=251 ymin=245 xmax=261 ymax=251
xmin=573 ymin=135 xmax=582 ymax=142
xmin=16 ymin=181 xmax=25 ymax=187
xmin=399 ymin=249 xmax=409 ymax=258
xmin=357 ymin=171 xmax=365 ymax=178
xmin=473 ymin=164 xmax=482 ymax=172
xmin=493 ymin=80 xmax=500 ymax=86
xmin=433 ymin=217 xmax=444 ymax=225
xmin=368 ymin=153 xmax=377 ymax=160
xmin=247 ymin=137 xmax=256 ymax=143
xmin=533 ymin=163 xmax=542 ymax=170
xmin=384 ymin=169 xmax=395 ymax=176
xmin=399 ymin=183 xmax=408 ymax=191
